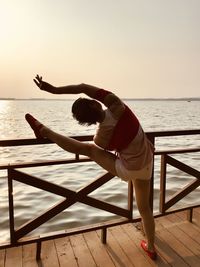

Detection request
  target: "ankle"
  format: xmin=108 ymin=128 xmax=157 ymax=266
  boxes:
xmin=147 ymin=243 xmax=155 ymax=252
xmin=40 ymin=126 xmax=47 ymax=137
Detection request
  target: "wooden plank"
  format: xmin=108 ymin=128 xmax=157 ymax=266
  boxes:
xmin=40 ymin=240 xmax=59 ymax=267
xmin=22 ymin=243 xmax=38 ymax=267
xmin=2 ymin=210 xmax=200 ymax=267
xmin=147 ymin=129 xmax=200 ymax=138
xmin=165 ymin=212 xmax=184 ymax=223
xmin=0 ymin=157 xmax=91 ymax=170
xmin=157 ymin=221 xmax=198 ymax=267
xmin=154 ymin=217 xmax=165 ymax=231
xmin=154 ymin=235 xmax=188 ymax=267
xmin=155 ymin=215 xmax=191 ymax=267
xmin=54 ymin=237 xmax=78 ymax=267
xmin=162 ymin=212 xmax=200 ymax=241
xmin=162 ymin=220 xmax=200 ymax=266
xmin=0 ymin=135 xmax=94 ymax=147
xmin=83 ymin=231 xmax=115 ymax=267
xmin=122 ymin=223 xmax=169 ymax=267
xmin=0 ymin=249 xmax=5 ymax=267
xmin=194 ymin=207 xmax=200 ymax=217
xmin=155 ymin=147 xmax=200 ymax=155
xmin=109 ymin=225 xmax=151 ymax=267
xmin=175 ymin=210 xmax=187 ymax=220
xmin=158 ymin=215 xmax=180 ymax=229
xmin=178 ymin=222 xmax=200 ymax=243
xmin=96 ymin=229 xmax=135 ymax=267
xmin=5 ymin=246 xmax=22 ymax=267
xmin=1 ymin=129 xmax=199 ymax=147
xmin=195 ymin=207 xmax=200 ymax=215
xmin=155 ymin=211 xmax=200 ymax=255
xmin=193 ymin=209 xmax=200 ymax=227
xmin=172 ymin=209 xmax=200 ymax=230
xmin=7 ymin=217 xmax=130 ymax=248
xmin=70 ymin=234 xmax=96 ymax=267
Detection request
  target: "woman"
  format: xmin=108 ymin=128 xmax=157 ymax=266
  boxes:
xmin=26 ymin=74 xmax=157 ymax=260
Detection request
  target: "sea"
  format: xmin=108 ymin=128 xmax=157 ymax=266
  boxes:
xmin=0 ymin=99 xmax=199 ymax=242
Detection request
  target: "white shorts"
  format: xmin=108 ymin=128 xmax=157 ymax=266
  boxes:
xmin=115 ymin=159 xmax=153 ymax=182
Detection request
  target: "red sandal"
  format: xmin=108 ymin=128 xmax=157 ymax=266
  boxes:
xmin=141 ymin=240 xmax=157 ymax=260
xmin=25 ymin=113 xmax=44 ymax=139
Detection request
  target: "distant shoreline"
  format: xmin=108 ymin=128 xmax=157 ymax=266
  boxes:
xmin=123 ymin=97 xmax=200 ymax=101
xmin=0 ymin=97 xmax=200 ymax=101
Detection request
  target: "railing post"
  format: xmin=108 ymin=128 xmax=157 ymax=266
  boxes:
xmin=187 ymin=208 xmax=193 ymax=222
xmin=101 ymin=227 xmax=107 ymax=244
xmin=148 ymin=135 xmax=155 ymax=211
xmin=128 ymin=180 xmax=133 ymax=219
xmin=8 ymin=168 xmax=16 ymax=244
xmin=160 ymin=154 xmax=167 ymax=213
xmin=36 ymin=241 xmax=42 ymax=260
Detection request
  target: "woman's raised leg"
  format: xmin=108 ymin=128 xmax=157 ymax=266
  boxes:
xmin=26 ymin=114 xmax=118 ymax=176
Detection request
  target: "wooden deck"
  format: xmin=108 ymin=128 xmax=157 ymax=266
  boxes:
xmin=0 ymin=208 xmax=200 ymax=267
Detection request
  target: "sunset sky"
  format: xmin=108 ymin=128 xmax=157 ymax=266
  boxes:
xmin=1 ymin=0 xmax=200 ymax=99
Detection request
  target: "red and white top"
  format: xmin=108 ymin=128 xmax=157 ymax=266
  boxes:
xmin=93 ymin=89 xmax=154 ymax=170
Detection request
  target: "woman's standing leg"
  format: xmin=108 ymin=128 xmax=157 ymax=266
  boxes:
xmin=133 ymin=179 xmax=156 ymax=253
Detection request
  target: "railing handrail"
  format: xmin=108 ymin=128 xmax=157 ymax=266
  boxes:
xmin=0 ymin=128 xmax=200 ymax=147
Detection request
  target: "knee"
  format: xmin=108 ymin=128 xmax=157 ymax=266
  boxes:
xmin=80 ymin=143 xmax=97 ymax=159
xmin=86 ymin=143 xmax=99 ymax=159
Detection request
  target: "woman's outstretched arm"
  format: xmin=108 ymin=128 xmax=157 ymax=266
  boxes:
xmin=33 ymin=74 xmax=124 ymax=115
xmin=33 ymin=74 xmax=100 ymax=98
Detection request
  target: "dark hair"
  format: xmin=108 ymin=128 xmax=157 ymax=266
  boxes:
xmin=72 ymin=98 xmax=102 ymax=125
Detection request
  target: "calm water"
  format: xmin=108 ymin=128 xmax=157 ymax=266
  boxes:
xmin=0 ymin=99 xmax=199 ymax=242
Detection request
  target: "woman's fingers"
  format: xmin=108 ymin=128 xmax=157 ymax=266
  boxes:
xmin=36 ymin=74 xmax=42 ymax=82
xmin=34 ymin=74 xmax=43 ymax=88
xmin=33 ymin=79 xmax=40 ymax=87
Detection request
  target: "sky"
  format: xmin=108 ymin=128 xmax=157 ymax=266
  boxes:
xmin=0 ymin=0 xmax=200 ymax=99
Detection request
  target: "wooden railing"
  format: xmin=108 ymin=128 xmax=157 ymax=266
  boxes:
xmin=0 ymin=129 xmax=200 ymax=260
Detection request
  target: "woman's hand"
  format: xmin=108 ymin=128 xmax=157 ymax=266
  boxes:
xmin=33 ymin=74 xmax=56 ymax=94
xmin=33 ymin=74 xmax=43 ymax=88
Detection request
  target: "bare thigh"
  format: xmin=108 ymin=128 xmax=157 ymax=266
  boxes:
xmin=84 ymin=143 xmax=118 ymax=176
xmin=43 ymin=128 xmax=118 ymax=176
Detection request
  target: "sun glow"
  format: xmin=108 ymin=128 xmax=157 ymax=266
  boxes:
xmin=0 ymin=100 xmax=10 ymax=115
xmin=0 ymin=1 xmax=200 ymax=99
xmin=0 ymin=2 xmax=12 ymax=41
